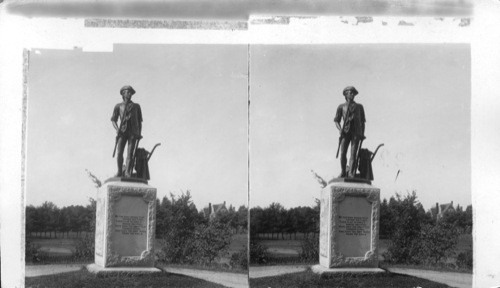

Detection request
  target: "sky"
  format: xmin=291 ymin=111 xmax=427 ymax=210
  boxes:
xmin=26 ymin=44 xmax=248 ymax=211
xmin=249 ymin=44 xmax=471 ymax=211
xmin=26 ymin=43 xmax=471 ymax=212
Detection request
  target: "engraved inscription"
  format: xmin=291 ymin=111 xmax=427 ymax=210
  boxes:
xmin=336 ymin=196 xmax=372 ymax=257
xmin=110 ymin=195 xmax=149 ymax=257
xmin=115 ymin=215 xmax=147 ymax=235
xmin=338 ymin=216 xmax=369 ymax=236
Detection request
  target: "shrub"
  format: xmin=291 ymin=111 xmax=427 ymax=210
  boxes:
xmin=456 ymin=249 xmax=473 ymax=270
xmin=416 ymin=222 xmax=460 ymax=265
xmin=383 ymin=193 xmax=460 ymax=266
xmin=383 ymin=196 xmax=424 ymax=263
xmin=155 ymin=192 xmax=203 ymax=264
xmin=249 ymin=238 xmax=269 ymax=264
xmin=300 ymin=234 xmax=319 ymax=262
xmin=229 ymin=246 xmax=248 ymax=270
xmin=25 ymin=238 xmax=41 ymax=263
xmin=192 ymin=219 xmax=233 ymax=265
xmin=156 ymin=206 xmax=233 ymax=266
xmin=74 ymin=233 xmax=95 ymax=261
xmin=156 ymin=234 xmax=197 ymax=264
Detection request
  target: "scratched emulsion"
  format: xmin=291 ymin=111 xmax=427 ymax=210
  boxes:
xmin=250 ymin=16 xmax=471 ymax=28
xmin=21 ymin=49 xmax=29 ymax=267
xmin=355 ymin=16 xmax=374 ymax=25
xmin=84 ymin=19 xmax=247 ymax=30
xmin=250 ymin=16 xmax=291 ymax=25
xmin=398 ymin=20 xmax=415 ymax=26
xmin=459 ymin=18 xmax=470 ymax=27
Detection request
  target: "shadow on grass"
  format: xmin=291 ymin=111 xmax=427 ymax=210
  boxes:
xmin=380 ymin=262 xmax=472 ymax=274
xmin=250 ymin=269 xmax=453 ymax=288
xmin=159 ymin=262 xmax=248 ymax=274
xmin=25 ymin=268 xmax=226 ymax=288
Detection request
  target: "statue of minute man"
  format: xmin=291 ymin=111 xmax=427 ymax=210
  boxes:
xmin=334 ymin=86 xmax=366 ymax=178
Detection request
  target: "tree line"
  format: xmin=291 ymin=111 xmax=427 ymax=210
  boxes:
xmin=156 ymin=193 xmax=248 ymax=237
xmin=26 ymin=191 xmax=249 ymax=269
xmin=250 ymin=202 xmax=320 ymax=240
xmin=380 ymin=194 xmax=472 ymax=238
xmin=250 ymin=194 xmax=472 ymax=241
xmin=250 ymin=191 xmax=472 ymax=269
xmin=26 ymin=200 xmax=96 ymax=238
xmin=26 ymin=194 xmax=248 ymax=239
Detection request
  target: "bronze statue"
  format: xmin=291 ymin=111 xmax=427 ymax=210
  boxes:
xmin=334 ymin=86 xmax=365 ymax=178
xmin=111 ymin=85 xmax=143 ymax=177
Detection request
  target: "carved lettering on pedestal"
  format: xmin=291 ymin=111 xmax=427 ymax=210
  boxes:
xmin=337 ymin=216 xmax=370 ymax=236
xmin=336 ymin=195 xmax=372 ymax=258
xmin=114 ymin=215 xmax=147 ymax=236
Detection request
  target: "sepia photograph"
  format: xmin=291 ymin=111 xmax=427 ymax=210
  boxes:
xmin=248 ymin=44 xmax=471 ymax=287
xmin=24 ymin=44 xmax=249 ymax=287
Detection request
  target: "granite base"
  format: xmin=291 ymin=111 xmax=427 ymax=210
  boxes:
xmin=311 ymin=265 xmax=385 ymax=276
xmin=86 ymin=264 xmax=162 ymax=276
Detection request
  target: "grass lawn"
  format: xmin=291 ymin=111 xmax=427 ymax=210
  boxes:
xmin=161 ymin=263 xmax=248 ymax=274
xmin=381 ymin=263 xmax=472 ymax=274
xmin=25 ymin=268 xmax=225 ymax=288
xmin=258 ymin=234 xmax=471 ymax=262
xmin=260 ymin=239 xmax=302 ymax=257
xmin=28 ymin=233 xmax=248 ymax=264
xmin=28 ymin=238 xmax=79 ymax=255
xmin=250 ymin=269 xmax=453 ymax=288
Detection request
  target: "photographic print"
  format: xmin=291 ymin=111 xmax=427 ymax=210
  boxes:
xmin=248 ymin=44 xmax=471 ymax=288
xmin=24 ymin=44 xmax=249 ymax=287
xmin=7 ymin=3 xmax=500 ymax=286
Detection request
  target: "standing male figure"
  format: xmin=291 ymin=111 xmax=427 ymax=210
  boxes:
xmin=334 ymin=86 xmax=366 ymax=178
xmin=111 ymin=85 xmax=143 ymax=177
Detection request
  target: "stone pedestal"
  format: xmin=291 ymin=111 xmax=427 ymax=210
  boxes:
xmin=318 ymin=181 xmax=380 ymax=269
xmin=92 ymin=180 xmax=158 ymax=270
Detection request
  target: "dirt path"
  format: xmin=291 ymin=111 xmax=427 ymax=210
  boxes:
xmin=161 ymin=267 xmax=248 ymax=288
xmin=249 ymin=265 xmax=308 ymax=279
xmin=386 ymin=268 xmax=472 ymax=288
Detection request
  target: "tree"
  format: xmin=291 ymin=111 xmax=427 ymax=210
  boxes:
xmin=84 ymin=198 xmax=96 ymax=233
xmin=237 ymin=205 xmax=248 ymax=233
xmin=383 ymin=191 xmax=460 ymax=265
xmin=39 ymin=201 xmax=57 ymax=238
xmin=156 ymin=191 xmax=203 ymax=264
xmin=384 ymin=192 xmax=425 ymax=263
xmin=250 ymin=207 xmax=264 ymax=238
xmin=379 ymin=198 xmax=392 ymax=239
xmin=58 ymin=207 xmax=72 ymax=238
xmin=441 ymin=204 xmax=473 ymax=234
xmin=192 ymin=217 xmax=233 ymax=264
xmin=464 ymin=205 xmax=472 ymax=233
xmin=417 ymin=221 xmax=460 ymax=265
xmin=266 ymin=202 xmax=285 ymax=239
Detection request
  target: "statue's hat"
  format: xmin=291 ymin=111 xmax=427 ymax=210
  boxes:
xmin=343 ymin=86 xmax=358 ymax=96
xmin=120 ymin=85 xmax=136 ymax=96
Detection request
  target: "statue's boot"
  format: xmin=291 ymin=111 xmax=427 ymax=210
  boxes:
xmin=115 ymin=165 xmax=123 ymax=177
